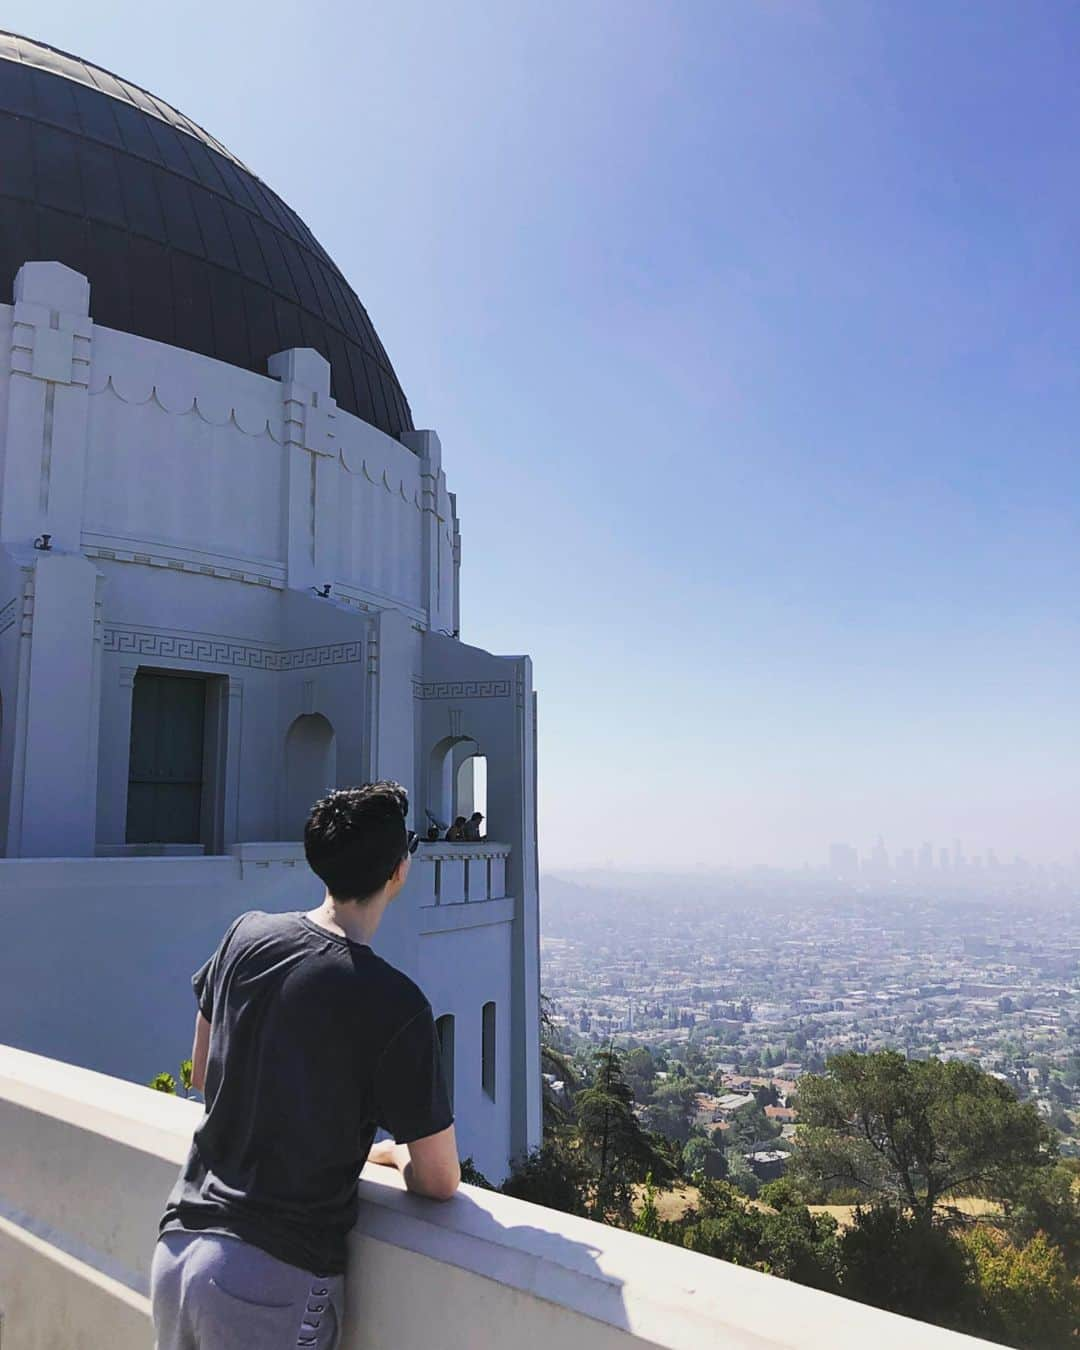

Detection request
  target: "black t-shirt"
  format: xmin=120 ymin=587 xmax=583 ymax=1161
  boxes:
xmin=159 ymin=910 xmax=454 ymax=1275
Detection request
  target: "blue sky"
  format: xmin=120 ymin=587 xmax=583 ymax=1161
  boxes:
xmin=15 ymin=2 xmax=1080 ymax=867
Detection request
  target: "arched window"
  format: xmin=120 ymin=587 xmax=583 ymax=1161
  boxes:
xmin=481 ymin=1001 xmax=496 ymax=1101
xmin=427 ymin=735 xmax=483 ymax=833
xmin=435 ymin=1013 xmax=455 ymax=1110
xmin=283 ymin=713 xmax=336 ymax=839
xmin=456 ymin=754 xmax=487 ymax=828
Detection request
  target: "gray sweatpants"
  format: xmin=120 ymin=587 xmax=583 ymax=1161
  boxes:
xmin=151 ymin=1231 xmax=345 ymax=1350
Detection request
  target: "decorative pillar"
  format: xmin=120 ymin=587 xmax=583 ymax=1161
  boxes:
xmin=1 ymin=263 xmax=92 ymax=551
xmin=402 ymin=429 xmax=455 ymax=635
xmin=368 ymin=607 xmax=415 ymax=804
xmin=0 ymin=264 xmax=101 ymax=857
xmin=268 ymin=347 xmax=340 ymax=595
xmin=11 ymin=552 xmax=103 ymax=856
xmin=508 ymin=656 xmax=542 ymax=1159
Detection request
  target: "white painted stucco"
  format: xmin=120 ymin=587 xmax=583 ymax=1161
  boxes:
xmin=0 ymin=259 xmax=541 ymax=1180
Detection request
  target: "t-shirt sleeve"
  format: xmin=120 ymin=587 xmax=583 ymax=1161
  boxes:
xmin=374 ymin=1004 xmax=455 ymax=1144
xmin=191 ymin=914 xmax=247 ymax=1021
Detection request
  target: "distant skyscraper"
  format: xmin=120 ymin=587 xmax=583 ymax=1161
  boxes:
xmin=869 ymin=835 xmax=890 ymax=875
xmin=919 ymin=842 xmax=934 ymax=871
xmin=953 ymin=839 xmax=964 ymax=870
xmin=939 ymin=846 xmax=951 ymax=870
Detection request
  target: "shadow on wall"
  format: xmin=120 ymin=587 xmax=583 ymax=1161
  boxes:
xmin=346 ymin=1185 xmax=634 ymax=1346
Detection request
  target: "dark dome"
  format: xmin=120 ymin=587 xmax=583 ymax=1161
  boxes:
xmin=0 ymin=32 xmax=414 ymax=439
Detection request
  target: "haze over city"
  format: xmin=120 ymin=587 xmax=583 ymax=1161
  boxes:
xmin=8 ymin=1 xmax=1079 ymax=870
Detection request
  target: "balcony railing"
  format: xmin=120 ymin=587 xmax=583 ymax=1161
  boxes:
xmin=413 ymin=840 xmax=510 ymax=905
xmin=0 ymin=1044 xmax=997 ymax=1350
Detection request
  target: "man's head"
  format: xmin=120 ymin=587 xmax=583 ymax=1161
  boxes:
xmin=304 ymin=782 xmax=417 ymax=903
xmin=470 ymin=812 xmax=484 ymax=824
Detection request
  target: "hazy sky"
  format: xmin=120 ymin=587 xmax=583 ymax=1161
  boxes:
xmin=13 ymin=2 xmax=1080 ymax=868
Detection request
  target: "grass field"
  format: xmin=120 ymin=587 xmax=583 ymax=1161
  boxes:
xmin=634 ymin=1184 xmax=1004 ymax=1228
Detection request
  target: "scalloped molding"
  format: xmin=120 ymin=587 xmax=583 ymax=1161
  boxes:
xmin=88 ymin=374 xmax=443 ymax=524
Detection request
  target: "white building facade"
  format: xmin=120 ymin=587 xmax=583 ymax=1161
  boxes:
xmin=0 ymin=35 xmax=540 ymax=1183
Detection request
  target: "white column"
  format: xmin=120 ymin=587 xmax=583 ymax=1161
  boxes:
xmin=12 ymin=553 xmax=103 ymax=856
xmin=268 ymin=347 xmax=340 ymax=595
xmin=1 ymin=262 xmax=92 ymax=551
xmin=368 ymin=607 xmax=416 ymax=802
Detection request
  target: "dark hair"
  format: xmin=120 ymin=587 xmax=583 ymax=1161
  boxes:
xmin=304 ymin=782 xmax=410 ymax=902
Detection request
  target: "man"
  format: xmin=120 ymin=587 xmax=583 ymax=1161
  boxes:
xmin=151 ymin=781 xmax=459 ymax=1350
xmin=463 ymin=811 xmax=485 ymax=841
xmin=444 ymin=815 xmax=467 ymax=841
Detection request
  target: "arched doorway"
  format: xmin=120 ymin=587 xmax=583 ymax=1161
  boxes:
xmin=283 ymin=713 xmax=336 ymax=839
xmin=427 ymin=734 xmax=478 ymax=833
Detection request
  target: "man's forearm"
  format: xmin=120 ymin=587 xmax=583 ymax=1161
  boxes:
xmin=366 ymin=1139 xmax=455 ymax=1199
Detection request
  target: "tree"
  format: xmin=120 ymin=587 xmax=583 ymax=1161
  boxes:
xmin=540 ymin=994 xmax=578 ymax=1134
xmin=759 ymin=1177 xmax=805 ymax=1211
xmin=642 ymin=1079 xmax=697 ymax=1145
xmin=757 ymin=1204 xmax=841 ymax=1292
xmin=754 ymin=1083 xmax=780 ymax=1109
xmin=680 ymin=1179 xmax=764 ymax=1264
xmin=1000 ymin=1161 xmax=1080 ymax=1273
xmin=724 ymin=1147 xmax=760 ymax=1199
xmin=575 ymin=1046 xmax=673 ymax=1222
xmin=792 ymin=1052 xmax=1053 ymax=1225
xmin=623 ymin=1046 xmax=657 ymax=1104
xmin=839 ymin=1204 xmax=975 ymax=1330
xmin=676 ymin=1179 xmax=840 ymax=1292
xmin=682 ymin=1134 xmax=726 ymax=1180
xmin=959 ymin=1226 xmax=1080 ymax=1349
xmin=726 ymin=1100 xmax=781 ymax=1150
xmin=501 ymin=1141 xmax=590 ymax=1216
xmin=459 ymin=1157 xmax=494 ymax=1189
xmin=149 ymin=1059 xmax=194 ymax=1097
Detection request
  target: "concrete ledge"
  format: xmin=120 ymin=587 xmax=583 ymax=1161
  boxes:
xmin=0 ymin=855 xmax=235 ymax=886
xmin=0 ymin=1044 xmax=995 ymax=1350
xmin=419 ymin=896 xmax=515 ymax=934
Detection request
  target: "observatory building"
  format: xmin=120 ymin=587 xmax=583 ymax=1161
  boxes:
xmin=0 ymin=32 xmax=540 ymax=1182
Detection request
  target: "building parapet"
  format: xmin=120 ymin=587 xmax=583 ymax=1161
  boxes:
xmin=0 ymin=1044 xmax=996 ymax=1350
xmin=415 ymin=840 xmax=510 ymax=906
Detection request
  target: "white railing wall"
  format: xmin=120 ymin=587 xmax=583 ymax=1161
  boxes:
xmin=0 ymin=1045 xmax=995 ymax=1350
xmin=415 ymin=841 xmax=510 ymax=907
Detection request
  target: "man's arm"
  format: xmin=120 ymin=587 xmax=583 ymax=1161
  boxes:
xmin=367 ymin=1124 xmax=460 ymax=1201
xmin=190 ymin=1011 xmax=211 ymax=1095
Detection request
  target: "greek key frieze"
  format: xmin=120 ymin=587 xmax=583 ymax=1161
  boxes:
xmin=413 ymin=680 xmax=512 ymax=700
xmin=103 ymin=629 xmax=365 ymax=671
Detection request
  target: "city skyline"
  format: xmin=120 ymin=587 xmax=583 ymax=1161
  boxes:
xmin=826 ymin=836 xmax=1080 ymax=877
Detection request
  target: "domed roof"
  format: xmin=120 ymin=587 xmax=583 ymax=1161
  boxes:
xmin=0 ymin=32 xmax=414 ymax=438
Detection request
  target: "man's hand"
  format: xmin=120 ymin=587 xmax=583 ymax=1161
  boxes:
xmin=366 ymin=1139 xmax=402 ymax=1168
